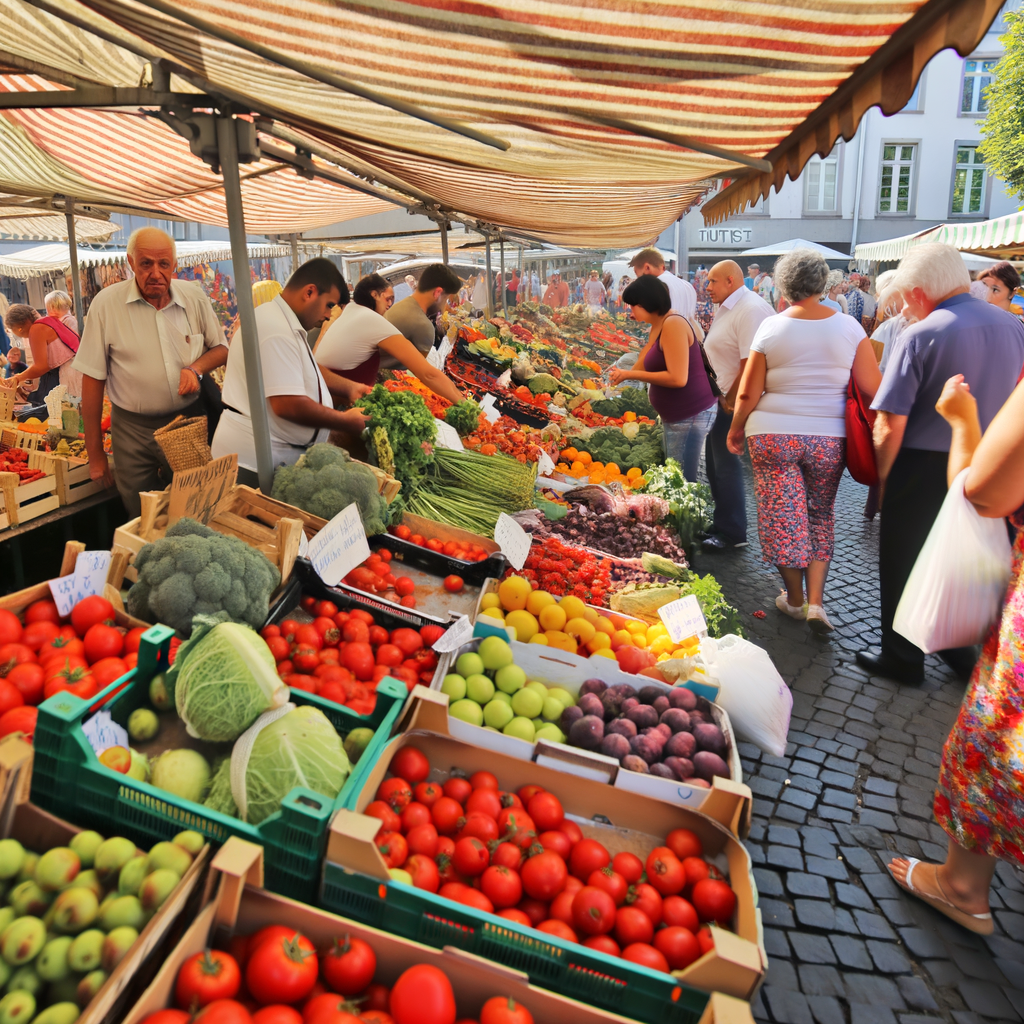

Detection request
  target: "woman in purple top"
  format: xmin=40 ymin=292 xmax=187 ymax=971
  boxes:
xmin=608 ymin=275 xmax=717 ymax=481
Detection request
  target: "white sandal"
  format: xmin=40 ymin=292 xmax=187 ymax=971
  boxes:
xmin=889 ymin=857 xmax=993 ymax=935
xmin=775 ymin=593 xmax=807 ymax=620
xmin=806 ymin=604 xmax=834 ymax=633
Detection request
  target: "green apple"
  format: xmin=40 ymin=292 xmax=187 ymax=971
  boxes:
xmin=478 ymin=636 xmax=514 ymax=672
xmin=483 ymin=726 xmax=500 ymax=733
xmin=495 ymin=664 xmax=526 ymax=695
xmin=525 ymin=681 xmax=548 ymax=699
xmin=489 ymin=691 xmax=513 ymax=706
xmin=511 ymin=687 xmax=543 ymax=720
xmin=547 ymin=687 xmax=576 ymax=708
xmin=455 ymin=652 xmax=485 ymax=678
xmin=542 ymin=696 xmax=566 ymax=721
xmin=465 ymin=674 xmax=495 ymax=705
xmin=449 ymin=699 xmax=484 ymax=727
xmin=502 ymin=716 xmax=536 ymax=741
xmin=483 ymin=699 xmax=514 ymax=730
xmin=535 ymin=723 xmax=565 ymax=743
xmin=440 ymin=674 xmax=467 ymax=701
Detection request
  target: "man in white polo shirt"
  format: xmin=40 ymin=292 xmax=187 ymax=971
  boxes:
xmin=629 ymin=248 xmax=696 ymax=319
xmin=701 ymin=260 xmax=774 ymax=551
xmin=212 ymin=259 xmax=368 ymax=486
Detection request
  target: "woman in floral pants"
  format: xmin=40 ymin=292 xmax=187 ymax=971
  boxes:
xmin=727 ymin=250 xmax=881 ymax=632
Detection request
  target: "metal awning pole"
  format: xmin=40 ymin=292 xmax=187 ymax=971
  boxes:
xmin=440 ymin=220 xmax=449 ymax=265
xmin=290 ymin=233 xmax=299 ymax=277
xmin=64 ymin=199 xmax=84 ymax=334
xmin=218 ymin=115 xmax=274 ymax=494
xmin=484 ymin=236 xmax=494 ymax=318
xmin=500 ymin=240 xmax=507 ymax=316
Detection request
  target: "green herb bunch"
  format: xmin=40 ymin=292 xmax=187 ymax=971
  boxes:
xmin=360 ymin=384 xmax=437 ymax=492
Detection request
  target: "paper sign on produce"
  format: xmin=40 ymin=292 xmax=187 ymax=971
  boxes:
xmin=494 ymin=513 xmax=531 ymax=570
xmin=308 ymin=503 xmax=370 ymax=587
xmin=480 ymin=394 xmax=501 ymax=424
xmin=432 ymin=614 xmax=473 ymax=652
xmin=167 ymin=454 xmax=237 ymax=526
xmin=658 ymin=594 xmax=708 ymax=643
xmin=433 ymin=418 xmax=464 ymax=451
xmin=48 ymin=549 xmax=112 ymax=616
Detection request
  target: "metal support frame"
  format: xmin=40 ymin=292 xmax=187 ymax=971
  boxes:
xmin=0 ymin=88 xmax=211 ymax=109
xmin=217 ymin=115 xmax=274 ymax=494
xmin=439 ymin=220 xmax=449 ymax=265
xmin=63 ymin=198 xmax=84 ymax=335
xmin=499 ymin=240 xmax=507 ymax=316
xmin=484 ymin=237 xmax=494 ymax=318
xmin=290 ymin=233 xmax=299 ymax=277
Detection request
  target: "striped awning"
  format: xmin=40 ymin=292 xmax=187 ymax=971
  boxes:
xmin=931 ymin=212 xmax=1024 ymax=257
xmin=0 ymin=205 xmax=116 ymax=241
xmin=0 ymin=0 xmax=1005 ymax=247
xmin=854 ymin=227 xmax=943 ymax=263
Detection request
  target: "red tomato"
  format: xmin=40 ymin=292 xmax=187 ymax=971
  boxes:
xmin=497 ymin=908 xmax=533 ymax=928
xmin=393 ymin=525 xmax=412 ymax=540
xmin=536 ymin=920 xmax=577 ymax=943
xmin=465 ymin=788 xmax=502 ymax=820
xmin=312 ymin=618 xmax=340 ymax=647
xmin=342 ymin=620 xmax=370 ymax=645
xmin=375 ymin=778 xmax=413 ymax=812
xmin=245 ymin=933 xmax=318 ymax=1005
xmin=314 ymin=600 xmax=339 ymax=619
xmin=420 ymin=624 xmax=445 ymax=647
xmin=490 ymin=841 xmax=522 ymax=872
xmin=662 ymin=896 xmax=700 ymax=932
xmin=90 ymin=657 xmax=129 ymax=689
xmin=393 ymin=578 xmax=415 ymax=598
xmin=452 ymin=837 xmax=489 ymax=877
xmin=442 ymin=777 xmax=472 ymax=804
xmin=691 ymin=878 xmax=737 ymax=924
xmin=655 ymin=926 xmax=701 ymax=969
xmin=558 ymin=819 xmax=583 ymax=845
xmin=536 ymin=831 xmax=571 ymax=860
xmin=405 ymin=824 xmax=438 ymax=859
xmin=193 ymin=1001 xmax=253 ymax=1024
xmin=442 ymin=576 xmax=464 ymax=593
xmin=627 ymin=883 xmax=663 ymax=927
xmin=252 ymin=1008 xmax=302 ymax=1024
xmin=375 ymin=832 xmax=408 ymax=868
xmin=375 ymin=644 xmax=402 ymax=669
xmin=37 ymin=630 xmax=82 ymax=665
xmin=583 ymin=935 xmax=621 ymax=957
xmin=390 ymin=745 xmax=430 ymax=785
xmin=430 ymin=797 xmax=465 ymax=836
xmin=25 ymin=600 xmax=60 ymax=626
xmin=588 ymin=866 xmax=628 ymax=906
xmin=365 ymin=801 xmax=402 ymax=834
xmin=405 ymin=853 xmax=440 ymax=893
xmin=458 ymin=813 xmax=499 ymax=844
xmin=413 ymin=781 xmax=442 ymax=807
xmin=125 ymin=626 xmax=151 ymax=655
xmin=563 ymin=875 xmax=584 ymax=896
xmin=361 ymin=985 xmax=390 ymax=1013
xmin=520 ymin=850 xmax=568 ymax=901
xmin=389 ymin=964 xmax=456 ymax=1024
xmin=453 ymin=887 xmax=494 ymax=914
xmin=646 ymin=850 xmax=685 ymax=896
xmin=621 ymin=943 xmax=670 ymax=974
xmin=614 ymin=905 xmax=654 ymax=946
xmin=666 ymin=828 xmax=703 ymax=861
xmin=0 ymin=644 xmax=36 ymax=672
xmin=390 ymin=629 xmax=423 ymax=656
xmin=697 ymin=926 xmax=715 ymax=955
xmin=71 ymin=595 xmax=114 ymax=635
xmin=408 ymin=535 xmax=425 ymax=548
xmin=526 ymin=792 xmax=563 ymax=832
xmin=142 ymin=1011 xmax=191 ymax=1024
xmin=301 ymin=596 xmax=317 ymax=612
xmin=266 ymin=637 xmax=290 ymax=663
xmin=396 ymin=802 xmax=427 ymax=832
xmin=425 ymin=539 xmax=443 ymax=553
xmin=6 ymin=663 xmax=44 ymax=706
xmin=0 ymin=611 xmax=22 ymax=646
xmin=469 ymin=770 xmax=498 ymax=791
xmin=246 ymin=926 xmax=294 ymax=955
xmin=478 ymin=997 xmax=533 ymax=1024
xmin=175 ymin=950 xmax=242 ymax=1009
xmin=0 ymin=683 xmax=24 ymax=719
xmin=303 ymin=995 xmax=361 ymax=1024
xmin=399 ymin=596 xmax=417 ymax=609
xmin=682 ymin=856 xmax=711 ymax=887
xmin=0 ymin=707 xmax=36 ymax=740
xmin=319 ymin=935 xmax=376 ymax=996
xmin=572 ymin=886 xmax=616 ymax=936
xmin=515 ymin=898 xmax=549 ymax=927
xmin=480 ymin=864 xmax=522 ymax=909
xmin=612 ymin=852 xmax=645 ymax=885
xmin=341 ymin=643 xmax=375 ymax=681
xmin=21 ymin=620 xmax=60 ymax=653
xmin=569 ymin=839 xmax=610 ymax=881
xmin=368 ymin=626 xmax=389 ymax=647
xmin=83 ymin=623 xmax=124 ymax=663
xmin=516 ymin=784 xmax=544 ymax=803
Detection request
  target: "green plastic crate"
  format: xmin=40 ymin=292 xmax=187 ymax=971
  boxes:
xmin=320 ymin=865 xmax=709 ymax=1024
xmin=30 ymin=625 xmax=406 ymax=905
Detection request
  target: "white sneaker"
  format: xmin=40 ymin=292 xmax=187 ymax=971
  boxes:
xmin=807 ymin=605 xmax=834 ymax=633
xmin=775 ymin=593 xmax=807 ymax=620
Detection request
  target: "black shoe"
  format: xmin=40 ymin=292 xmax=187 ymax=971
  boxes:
xmin=855 ymin=649 xmax=924 ymax=685
xmin=702 ymin=535 xmax=748 ymax=552
xmin=938 ymin=647 xmax=980 ymax=680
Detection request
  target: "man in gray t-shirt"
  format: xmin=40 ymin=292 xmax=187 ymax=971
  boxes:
xmin=381 ymin=263 xmax=462 ymax=371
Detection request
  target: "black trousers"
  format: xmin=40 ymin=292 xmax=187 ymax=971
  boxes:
xmin=878 ymin=447 xmax=959 ymax=667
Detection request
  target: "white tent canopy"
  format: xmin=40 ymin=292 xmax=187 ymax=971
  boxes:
xmin=740 ymin=238 xmax=850 ymax=260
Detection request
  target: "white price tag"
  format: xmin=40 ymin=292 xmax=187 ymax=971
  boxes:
xmin=537 ymin=451 xmax=556 ymax=477
xmin=479 ymin=394 xmax=501 ymax=424
xmin=433 ymin=417 xmax=464 ymax=451
xmin=496 ymin=369 xmax=512 ymax=388
xmin=48 ymin=575 xmax=78 ymax=618
xmin=298 ymin=531 xmax=309 ymax=558
xmin=432 ymin=615 xmax=474 ymax=653
xmin=82 ymin=711 xmax=129 ymax=756
xmin=426 ymin=346 xmax=443 ymax=369
xmin=658 ymin=594 xmax=708 ymax=644
xmin=437 ymin=337 xmax=454 ymax=364
xmin=307 ymin=503 xmax=371 ymax=587
xmin=73 ymin=550 xmax=111 ymax=601
xmin=494 ymin=512 xmax=531 ymax=570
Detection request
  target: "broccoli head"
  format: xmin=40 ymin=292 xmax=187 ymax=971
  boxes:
xmin=127 ymin=518 xmax=281 ymax=636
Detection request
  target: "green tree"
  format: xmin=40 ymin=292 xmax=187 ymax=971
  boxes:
xmin=979 ymin=11 xmax=1024 ymax=200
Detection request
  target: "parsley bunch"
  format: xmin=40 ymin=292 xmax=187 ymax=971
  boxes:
xmin=360 ymin=384 xmax=437 ymax=492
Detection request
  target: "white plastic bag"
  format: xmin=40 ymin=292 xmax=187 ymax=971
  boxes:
xmin=700 ymin=635 xmax=792 ymax=757
xmin=894 ymin=468 xmax=1012 ymax=654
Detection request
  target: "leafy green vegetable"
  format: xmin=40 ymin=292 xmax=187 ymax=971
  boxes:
xmin=680 ymin=573 xmax=745 ymax=639
xmin=444 ymin=399 xmax=482 ymax=436
xmin=590 ymin=387 xmax=657 ymax=419
xmin=359 ymin=384 xmax=437 ymax=492
xmin=640 ymin=459 xmax=713 ymax=550
xmin=567 ymin=423 xmax=664 ymax=471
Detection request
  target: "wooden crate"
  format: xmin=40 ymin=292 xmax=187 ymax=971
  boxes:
xmin=0 ymin=425 xmax=45 ymax=452
xmin=361 ymin=458 xmax=402 ymax=503
xmin=29 ymin=450 xmax=111 ymax=506
xmin=0 ymin=462 xmax=60 ymax=530
xmin=0 ymin=384 xmax=15 ymax=423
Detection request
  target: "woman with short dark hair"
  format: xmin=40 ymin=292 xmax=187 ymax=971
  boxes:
xmin=610 ymin=275 xmax=716 ymax=482
xmin=977 ymin=261 xmax=1021 ymax=314
xmin=352 ymin=273 xmax=394 ymax=314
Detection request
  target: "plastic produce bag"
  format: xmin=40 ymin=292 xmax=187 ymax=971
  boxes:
xmin=700 ymin=635 xmax=792 ymax=757
xmin=894 ymin=468 xmax=1013 ymax=654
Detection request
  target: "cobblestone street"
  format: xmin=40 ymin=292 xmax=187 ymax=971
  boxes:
xmin=692 ymin=468 xmax=1024 ymax=1024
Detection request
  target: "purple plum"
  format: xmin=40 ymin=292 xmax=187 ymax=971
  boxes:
xmin=652 ymin=695 xmax=670 ymax=715
xmin=577 ymin=693 xmax=604 ymax=719
xmin=579 ymin=679 xmax=607 ymax=697
xmin=600 ymin=733 xmax=631 ymax=761
xmin=650 ymin=763 xmax=675 ymax=779
xmin=620 ymin=755 xmax=650 ymax=774
xmin=693 ymin=750 xmax=730 ymax=782
xmin=665 ymin=731 xmax=697 ymax=759
xmin=560 ymin=705 xmax=584 ymax=731
xmin=668 ymin=687 xmax=698 ymax=711
xmin=625 ymin=705 xmax=659 ymax=730
xmin=607 ymin=718 xmax=637 ymax=739
xmin=638 ymin=686 xmax=663 ymax=705
xmin=660 ymin=708 xmax=691 ymax=733
xmin=664 ymin=756 xmax=695 ymax=781
xmin=569 ymin=715 xmax=605 ymax=751
xmin=693 ymin=722 xmax=727 ymax=756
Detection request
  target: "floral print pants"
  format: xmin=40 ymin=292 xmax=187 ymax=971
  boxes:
xmin=747 ymin=433 xmax=847 ymax=567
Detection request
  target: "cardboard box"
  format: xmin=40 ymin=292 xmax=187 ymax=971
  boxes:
xmin=125 ymin=838 xmax=753 ymax=1024
xmin=325 ymin=688 xmax=765 ymax=1007
xmin=0 ymin=738 xmax=209 ymax=1024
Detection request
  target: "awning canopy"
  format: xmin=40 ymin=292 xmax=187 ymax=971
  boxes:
xmin=0 ymin=203 xmax=116 ymax=241
xmin=853 ymin=227 xmax=942 ymax=263
xmin=930 ymin=212 xmax=1024 ymax=258
xmin=0 ymin=0 xmax=1005 ymax=248
xmin=740 ymin=239 xmax=851 ymax=260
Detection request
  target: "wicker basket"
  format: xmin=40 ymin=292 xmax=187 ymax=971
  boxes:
xmin=153 ymin=415 xmax=211 ymax=472
xmin=0 ymin=383 xmax=16 ymax=423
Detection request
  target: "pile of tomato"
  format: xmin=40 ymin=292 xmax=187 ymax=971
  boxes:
xmin=388 ymin=525 xmax=487 ymax=567
xmin=0 ymin=447 xmax=46 ymax=482
xmin=141 ymin=918 xmax=534 ymax=1024
xmin=342 ymin=548 xmax=464 ymax=608
xmin=461 ymin=416 xmax=553 ymax=465
xmin=0 ymin=595 xmax=151 ymax=741
xmin=366 ymin=745 xmax=738 ymax=975
xmin=261 ymin=598 xmax=445 ymax=713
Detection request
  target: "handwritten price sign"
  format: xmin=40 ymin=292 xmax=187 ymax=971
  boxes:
xmin=308 ymin=503 xmax=371 ymax=587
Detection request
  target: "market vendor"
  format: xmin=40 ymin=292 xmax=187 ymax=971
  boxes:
xmin=211 ymin=258 xmax=370 ymax=486
xmin=315 ymin=273 xmax=464 ymax=405
xmin=3 ymin=302 xmax=81 ymax=401
xmin=379 ymin=263 xmax=462 ymax=370
xmin=73 ymin=227 xmax=228 ymax=517
xmin=543 ymin=272 xmax=570 ymax=308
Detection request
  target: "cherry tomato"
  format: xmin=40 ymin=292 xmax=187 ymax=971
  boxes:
xmin=376 ymin=778 xmax=413 ymax=812
xmin=621 ymin=943 xmax=670 ymax=973
xmin=71 ymin=595 xmax=114 ymax=635
xmin=174 ymin=950 xmax=241 ymax=1009
xmin=390 ymin=745 xmax=430 ymax=785
xmin=399 ymin=595 xmax=417 ymax=609
xmin=425 ymin=539 xmax=444 ymax=553
xmin=25 ymin=599 xmax=60 ymax=625
xmin=319 ymin=935 xmax=376 ymax=996
xmin=569 ymin=838 xmax=610 ymax=881
xmin=691 ymin=878 xmax=737 ymax=924
xmin=442 ymin=576 xmax=464 ymax=593
xmin=388 ymin=964 xmax=455 ymax=1024
xmin=408 ymin=534 xmax=425 ymax=547
xmin=83 ymin=623 xmax=124 ymax=663
xmin=0 ymin=611 xmax=22 ymax=646
xmin=520 ymin=850 xmax=568 ymax=902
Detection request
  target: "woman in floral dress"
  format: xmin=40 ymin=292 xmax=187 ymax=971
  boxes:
xmin=889 ymin=374 xmax=1024 ymax=934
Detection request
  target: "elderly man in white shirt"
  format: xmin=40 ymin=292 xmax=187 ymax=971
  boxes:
xmin=629 ymin=248 xmax=696 ymax=319
xmin=212 ymin=259 xmax=369 ymax=486
xmin=700 ymin=259 xmax=775 ymax=551
xmin=73 ymin=227 xmax=228 ymax=517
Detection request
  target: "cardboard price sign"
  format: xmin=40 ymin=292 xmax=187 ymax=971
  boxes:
xmin=494 ymin=513 xmax=531 ymax=570
xmin=167 ymin=454 xmax=237 ymax=526
xmin=658 ymin=594 xmax=708 ymax=644
xmin=433 ymin=417 xmax=464 ymax=451
xmin=307 ymin=503 xmax=371 ymax=587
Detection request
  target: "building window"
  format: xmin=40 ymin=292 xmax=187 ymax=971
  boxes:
xmin=952 ymin=145 xmax=987 ymax=215
xmin=805 ymin=145 xmax=839 ymax=212
xmin=878 ymin=144 xmax=916 ymax=214
xmin=961 ymin=59 xmax=998 ymax=113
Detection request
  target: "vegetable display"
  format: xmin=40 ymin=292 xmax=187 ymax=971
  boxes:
xmin=639 ymin=460 xmax=713 ymax=553
xmin=358 ymin=385 xmax=437 ymax=493
xmin=590 ymin=387 xmax=657 ymax=420
xmin=127 ymin=519 xmax=281 ymax=637
xmin=563 ymin=423 xmax=664 ymax=474
xmin=0 ymin=448 xmax=46 ymax=483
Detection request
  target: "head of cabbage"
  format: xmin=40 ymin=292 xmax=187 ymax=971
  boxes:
xmin=168 ymin=615 xmax=288 ymax=742
xmin=204 ymin=704 xmax=352 ymax=824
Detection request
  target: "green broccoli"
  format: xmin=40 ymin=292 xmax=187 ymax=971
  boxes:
xmin=444 ymin=399 xmax=482 ymax=436
xmin=272 ymin=443 xmax=388 ymax=535
xmin=526 ymin=373 xmax=561 ymax=396
xmin=127 ymin=518 xmax=280 ymax=636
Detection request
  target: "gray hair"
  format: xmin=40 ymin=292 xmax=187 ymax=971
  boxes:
xmin=44 ymin=290 xmax=72 ymax=315
xmin=824 ymin=269 xmax=844 ymax=294
xmin=4 ymin=304 xmax=38 ymax=332
xmin=874 ymin=270 xmax=898 ymax=297
xmin=126 ymin=226 xmax=176 ymax=259
xmin=895 ymin=243 xmax=970 ymax=301
xmin=774 ymin=249 xmax=830 ymax=303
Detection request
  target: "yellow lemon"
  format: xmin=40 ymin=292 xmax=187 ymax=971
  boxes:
xmin=505 ymin=610 xmax=539 ymax=642
xmin=646 ymin=623 xmax=668 ymax=643
xmin=558 ymin=595 xmax=587 ymax=621
xmin=526 ymin=590 xmax=556 ymax=616
xmin=611 ymin=629 xmax=634 ymax=650
xmin=480 ymin=593 xmax=502 ymax=610
xmin=582 ymin=607 xmax=599 ymax=625
xmin=595 ymin=616 xmax=616 ymax=637
xmin=625 ymin=619 xmax=647 ymax=636
xmin=539 ymin=604 xmax=567 ymax=632
xmin=587 ymin=632 xmax=612 ymax=653
xmin=650 ymin=635 xmax=676 ymax=656
xmin=479 ymin=607 xmax=505 ymax=622
xmin=565 ymin=617 xmax=596 ymax=644
xmin=545 ymin=630 xmax=578 ymax=654
xmin=498 ymin=576 xmax=532 ymax=611
xmin=528 ymin=633 xmax=549 ymax=645
xmin=590 ymin=648 xmax=617 ymax=660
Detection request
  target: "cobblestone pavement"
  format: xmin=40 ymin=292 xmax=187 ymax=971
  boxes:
xmin=691 ymin=467 xmax=1024 ymax=1024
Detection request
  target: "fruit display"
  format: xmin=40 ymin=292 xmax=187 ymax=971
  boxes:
xmin=360 ymin=744 xmax=739 ymax=974
xmin=0 ymin=449 xmax=46 ymax=483
xmin=0 ymin=827 xmax=202 ymax=1020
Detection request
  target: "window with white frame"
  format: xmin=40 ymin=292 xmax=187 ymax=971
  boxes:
xmin=952 ymin=145 xmax=987 ymax=215
xmin=805 ymin=145 xmax=840 ymax=212
xmin=878 ymin=144 xmax=916 ymax=214
xmin=961 ymin=59 xmax=998 ymax=113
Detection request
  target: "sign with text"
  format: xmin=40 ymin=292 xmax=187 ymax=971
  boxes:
xmin=658 ymin=594 xmax=708 ymax=644
xmin=167 ymin=454 xmax=238 ymax=526
xmin=432 ymin=615 xmax=474 ymax=653
xmin=307 ymin=503 xmax=371 ymax=587
xmin=48 ymin=550 xmax=113 ymax=616
xmin=433 ymin=418 xmax=464 ymax=451
xmin=494 ymin=512 xmax=531 ymax=570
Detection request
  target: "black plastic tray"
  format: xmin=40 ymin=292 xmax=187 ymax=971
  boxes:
xmin=370 ymin=531 xmax=507 ymax=587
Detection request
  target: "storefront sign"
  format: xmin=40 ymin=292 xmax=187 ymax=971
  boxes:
xmin=696 ymin=227 xmax=754 ymax=247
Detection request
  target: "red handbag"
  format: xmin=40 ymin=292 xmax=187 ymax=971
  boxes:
xmin=845 ymin=376 xmax=878 ymax=486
